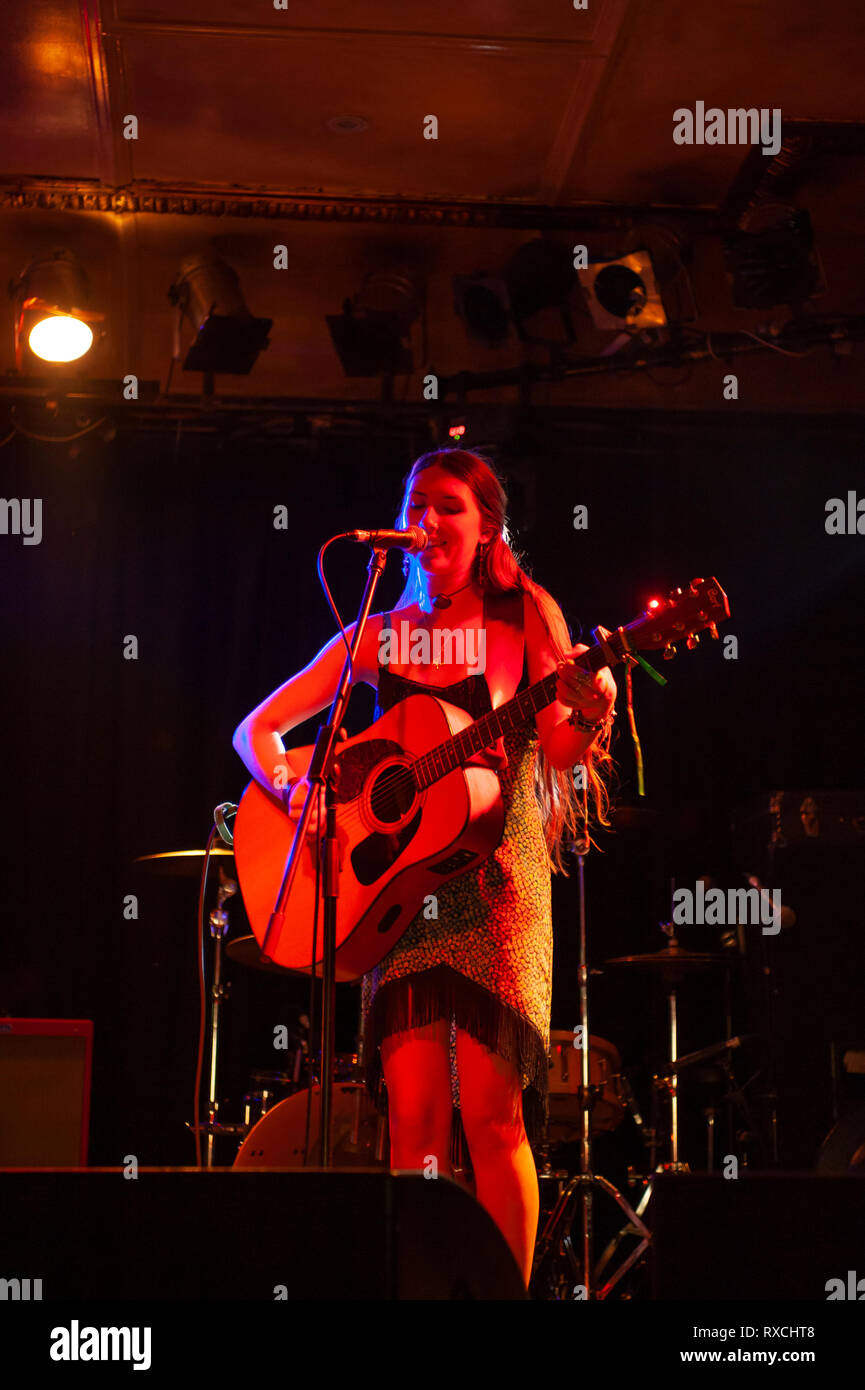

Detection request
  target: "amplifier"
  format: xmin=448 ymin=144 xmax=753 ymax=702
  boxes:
xmin=0 ymin=1019 xmax=93 ymax=1167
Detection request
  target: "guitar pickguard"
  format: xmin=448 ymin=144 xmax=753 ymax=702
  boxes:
xmin=351 ymin=809 xmax=422 ymax=886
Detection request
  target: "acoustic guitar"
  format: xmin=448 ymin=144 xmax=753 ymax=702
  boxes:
xmin=233 ymin=577 xmax=729 ymax=980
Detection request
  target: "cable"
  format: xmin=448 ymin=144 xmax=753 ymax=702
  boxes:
xmin=736 ymin=329 xmax=819 ymax=358
xmin=191 ymin=824 xmax=221 ymax=1169
xmin=316 ymin=535 xmax=356 ymax=684
xmin=8 ymin=411 xmax=110 ymax=443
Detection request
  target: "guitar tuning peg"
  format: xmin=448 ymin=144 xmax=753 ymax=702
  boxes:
xmin=668 ymin=588 xmax=683 ymax=600
xmin=686 ymin=634 xmax=700 ymax=649
xmin=690 ymin=577 xmax=704 ymax=589
xmin=708 ymin=624 xmax=719 ymax=640
xmin=663 ymin=644 xmax=676 ymax=660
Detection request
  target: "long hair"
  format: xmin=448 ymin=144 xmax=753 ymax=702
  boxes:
xmin=393 ymin=447 xmax=617 ymax=873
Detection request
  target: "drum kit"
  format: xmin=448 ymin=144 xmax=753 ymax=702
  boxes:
xmin=529 ymin=947 xmax=758 ymax=1302
xmin=135 ymin=819 xmax=766 ymax=1302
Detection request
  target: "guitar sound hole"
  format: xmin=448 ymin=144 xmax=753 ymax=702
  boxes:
xmin=369 ymin=765 xmax=415 ymax=824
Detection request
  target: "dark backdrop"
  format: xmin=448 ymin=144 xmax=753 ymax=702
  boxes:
xmin=2 ymin=406 xmax=863 ymax=1170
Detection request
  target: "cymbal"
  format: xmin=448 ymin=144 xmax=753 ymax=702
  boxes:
xmin=604 ymin=944 xmax=732 ymax=984
xmin=608 ymin=803 xmax=660 ymax=831
xmin=226 ymin=934 xmax=298 ymax=976
xmin=134 ymin=848 xmax=234 ymax=876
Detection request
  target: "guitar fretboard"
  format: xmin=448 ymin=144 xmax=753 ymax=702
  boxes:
xmin=411 ymin=643 xmax=611 ymax=791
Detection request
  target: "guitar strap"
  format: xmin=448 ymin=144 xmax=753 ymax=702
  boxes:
xmin=483 ymin=588 xmax=526 ymax=712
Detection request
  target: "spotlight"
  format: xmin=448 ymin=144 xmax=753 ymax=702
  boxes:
xmin=8 ymin=248 xmax=103 ymax=370
xmin=577 ymin=251 xmax=667 ymax=334
xmin=502 ymin=239 xmax=578 ymax=343
xmin=453 ymin=274 xmax=512 ymax=349
xmin=722 ymin=208 xmax=824 ymax=309
xmin=169 ymin=249 xmax=272 ymax=374
xmin=326 ymin=269 xmax=418 ymax=376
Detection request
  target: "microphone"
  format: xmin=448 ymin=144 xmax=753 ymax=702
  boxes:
xmin=347 ymin=525 xmax=428 ymax=552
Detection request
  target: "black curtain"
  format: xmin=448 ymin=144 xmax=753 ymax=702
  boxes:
xmin=2 ymin=408 xmax=862 ymax=1168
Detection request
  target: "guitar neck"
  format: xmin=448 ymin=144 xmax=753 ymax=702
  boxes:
xmin=407 ymin=577 xmax=729 ymax=791
xmin=412 ymin=643 xmax=610 ymax=792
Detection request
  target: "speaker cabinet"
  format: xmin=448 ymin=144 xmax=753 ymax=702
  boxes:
xmin=0 ymin=1169 xmax=527 ymax=1299
xmin=0 ymin=1019 xmax=93 ymax=1166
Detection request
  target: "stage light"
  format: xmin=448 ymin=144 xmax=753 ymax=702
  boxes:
xmin=169 ymin=249 xmax=272 ymax=374
xmin=453 ymin=274 xmax=512 ymax=348
xmin=326 ymin=269 xmax=419 ymax=377
xmin=502 ymin=240 xmax=579 ymax=344
xmin=8 ymin=248 xmax=102 ymax=370
xmin=722 ymin=207 xmax=824 ymax=309
xmin=28 ymin=315 xmax=93 ymax=363
xmin=455 ymin=242 xmax=580 ymax=349
xmin=577 ymin=251 xmax=667 ymax=335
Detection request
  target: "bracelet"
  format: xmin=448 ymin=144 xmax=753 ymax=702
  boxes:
xmin=568 ymin=706 xmax=614 ymax=735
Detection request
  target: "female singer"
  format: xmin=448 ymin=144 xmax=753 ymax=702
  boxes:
xmin=232 ymin=449 xmax=616 ymax=1288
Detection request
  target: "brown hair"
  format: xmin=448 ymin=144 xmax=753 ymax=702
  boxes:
xmin=395 ymin=447 xmax=616 ymax=871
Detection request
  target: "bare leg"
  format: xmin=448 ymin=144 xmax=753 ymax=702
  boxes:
xmin=380 ymin=1018 xmax=454 ymax=1180
xmin=455 ymin=1028 xmax=539 ymax=1289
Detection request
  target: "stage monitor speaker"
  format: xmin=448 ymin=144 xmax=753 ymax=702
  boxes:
xmin=0 ymin=1019 xmax=93 ymax=1166
xmin=651 ymin=1173 xmax=865 ymax=1299
xmin=0 ymin=1169 xmax=527 ymax=1299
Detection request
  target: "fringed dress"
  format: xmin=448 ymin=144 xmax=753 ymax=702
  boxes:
xmin=361 ymin=594 xmax=553 ymax=1168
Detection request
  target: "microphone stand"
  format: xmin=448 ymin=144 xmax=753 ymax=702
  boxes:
xmin=532 ymin=817 xmax=651 ymax=1299
xmin=260 ymin=543 xmax=390 ymax=1165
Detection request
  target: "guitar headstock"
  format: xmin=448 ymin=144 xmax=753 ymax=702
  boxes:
xmin=627 ymin=577 xmax=730 ymax=659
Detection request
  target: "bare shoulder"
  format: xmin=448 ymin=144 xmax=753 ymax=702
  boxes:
xmin=349 ymin=609 xmax=401 ymax=687
xmin=522 ymin=587 xmax=571 ymax=658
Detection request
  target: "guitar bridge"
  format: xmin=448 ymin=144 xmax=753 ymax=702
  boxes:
xmin=428 ymin=848 xmax=477 ymax=875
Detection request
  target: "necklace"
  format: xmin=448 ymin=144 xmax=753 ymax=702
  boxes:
xmin=430 ymin=581 xmax=473 ymax=611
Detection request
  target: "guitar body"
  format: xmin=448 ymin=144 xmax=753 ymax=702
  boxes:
xmin=233 ymin=693 xmax=506 ymax=981
xmin=232 ymin=576 xmax=730 ymax=982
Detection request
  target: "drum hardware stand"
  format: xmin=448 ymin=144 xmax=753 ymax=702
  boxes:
xmin=530 ymin=830 xmax=652 ymax=1300
xmin=654 ymin=916 xmax=687 ymax=1166
xmin=654 ymin=1026 xmax=764 ymax=1172
xmin=755 ymin=895 xmax=781 ymax=1165
xmin=184 ymin=864 xmax=245 ymax=1166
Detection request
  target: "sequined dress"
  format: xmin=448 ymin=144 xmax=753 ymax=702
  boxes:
xmin=361 ymin=594 xmax=554 ymax=1164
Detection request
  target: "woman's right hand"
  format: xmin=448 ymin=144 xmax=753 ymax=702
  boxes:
xmin=282 ymin=776 xmax=323 ymax=836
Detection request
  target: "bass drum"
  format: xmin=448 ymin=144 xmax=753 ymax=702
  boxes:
xmin=234 ymin=1083 xmax=388 ymax=1168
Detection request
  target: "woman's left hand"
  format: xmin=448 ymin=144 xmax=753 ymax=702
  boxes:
xmin=556 ymin=626 xmax=617 ymax=719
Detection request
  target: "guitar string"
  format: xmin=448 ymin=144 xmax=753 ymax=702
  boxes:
xmin=285 ymin=606 xmax=716 ymax=831
xmin=292 ymin=699 xmax=537 ymax=832
xmin=291 ymin=668 xmax=594 ymax=832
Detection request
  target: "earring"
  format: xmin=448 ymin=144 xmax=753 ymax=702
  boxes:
xmin=475 ymin=541 xmax=488 ymax=585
